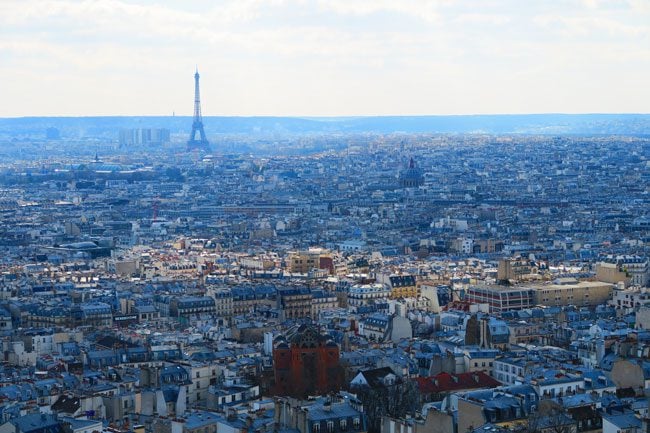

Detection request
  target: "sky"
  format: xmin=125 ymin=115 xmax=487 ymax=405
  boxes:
xmin=1 ymin=0 xmax=649 ymax=117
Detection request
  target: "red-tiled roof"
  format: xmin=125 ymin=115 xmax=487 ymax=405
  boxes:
xmin=415 ymin=371 xmax=501 ymax=394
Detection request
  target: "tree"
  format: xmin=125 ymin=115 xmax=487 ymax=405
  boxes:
xmin=527 ymin=401 xmax=577 ymax=433
xmin=355 ymin=379 xmax=420 ymax=433
xmin=165 ymin=167 xmax=184 ymax=182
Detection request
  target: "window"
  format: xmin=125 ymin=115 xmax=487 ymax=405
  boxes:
xmin=327 ymin=421 xmax=334 ymax=433
xmin=353 ymin=418 xmax=360 ymax=429
xmin=196 ymin=372 xmax=200 ymax=378
xmin=340 ymin=420 xmax=347 ymax=430
xmin=313 ymin=424 xmax=321 ymax=433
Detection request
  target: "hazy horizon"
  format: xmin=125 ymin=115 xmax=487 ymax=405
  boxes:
xmin=2 ymin=0 xmax=650 ymax=117
xmin=2 ymin=112 xmax=650 ymax=120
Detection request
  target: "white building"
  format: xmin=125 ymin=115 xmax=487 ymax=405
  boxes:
xmin=348 ymin=284 xmax=390 ymax=309
xmin=602 ymin=255 xmax=649 ymax=287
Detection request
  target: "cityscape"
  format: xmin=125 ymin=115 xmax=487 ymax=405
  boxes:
xmin=1 ymin=3 xmax=650 ymax=433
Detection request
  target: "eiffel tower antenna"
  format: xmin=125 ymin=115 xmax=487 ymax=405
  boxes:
xmin=187 ymin=68 xmax=210 ymax=151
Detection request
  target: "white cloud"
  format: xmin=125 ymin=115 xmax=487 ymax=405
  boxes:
xmin=0 ymin=0 xmax=649 ymax=116
xmin=316 ymin=0 xmax=442 ymax=23
xmin=454 ymin=13 xmax=511 ymax=25
xmin=534 ymin=13 xmax=649 ymax=38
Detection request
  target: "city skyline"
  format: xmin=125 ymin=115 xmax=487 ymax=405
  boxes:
xmin=1 ymin=3 xmax=650 ymax=433
xmin=1 ymin=0 xmax=650 ymax=117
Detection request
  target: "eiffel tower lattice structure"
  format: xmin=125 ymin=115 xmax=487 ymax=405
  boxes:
xmin=187 ymin=68 xmax=210 ymax=151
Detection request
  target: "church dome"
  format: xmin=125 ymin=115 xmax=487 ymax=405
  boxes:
xmin=399 ymin=157 xmax=424 ymax=188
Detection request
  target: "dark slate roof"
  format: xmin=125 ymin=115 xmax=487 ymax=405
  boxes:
xmin=51 ymin=395 xmax=80 ymax=414
xmin=307 ymin=401 xmax=363 ymax=421
xmin=10 ymin=414 xmax=61 ymax=433
xmin=356 ymin=367 xmax=395 ymax=388
xmin=603 ymin=412 xmax=642 ymax=429
xmin=95 ymin=336 xmax=136 ymax=349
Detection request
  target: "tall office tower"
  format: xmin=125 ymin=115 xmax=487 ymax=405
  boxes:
xmin=119 ymin=128 xmax=170 ymax=146
xmin=187 ymin=68 xmax=210 ymax=151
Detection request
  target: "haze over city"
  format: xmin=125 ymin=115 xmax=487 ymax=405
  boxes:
xmin=2 ymin=0 xmax=650 ymax=117
xmin=1 ymin=4 xmax=650 ymax=433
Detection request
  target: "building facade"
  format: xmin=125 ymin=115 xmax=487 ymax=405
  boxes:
xmin=465 ymin=286 xmax=535 ymax=313
xmin=273 ymin=325 xmax=343 ymax=398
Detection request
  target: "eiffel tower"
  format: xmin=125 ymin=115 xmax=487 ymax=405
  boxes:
xmin=187 ymin=68 xmax=210 ymax=151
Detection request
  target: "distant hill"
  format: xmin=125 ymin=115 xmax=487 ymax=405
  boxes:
xmin=1 ymin=114 xmax=650 ymax=137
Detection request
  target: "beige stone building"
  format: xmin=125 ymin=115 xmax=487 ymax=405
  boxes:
xmin=597 ymin=262 xmax=631 ymax=286
xmin=529 ymin=278 xmax=614 ymax=308
xmin=418 ymin=281 xmax=442 ymax=312
xmin=179 ymin=361 xmax=222 ymax=404
xmin=278 ymin=287 xmax=313 ymax=319
xmin=289 ymin=250 xmax=320 ymax=273
xmin=636 ymin=306 xmax=650 ymax=329
xmin=376 ymin=273 xmax=419 ymax=299
xmin=289 ymin=249 xmax=333 ymax=274
xmin=205 ymin=287 xmax=233 ymax=319
xmin=381 ymin=407 xmax=454 ymax=433
xmin=311 ymin=289 xmax=338 ymax=319
xmin=610 ymin=359 xmax=650 ymax=394
xmin=497 ymin=257 xmax=537 ymax=282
